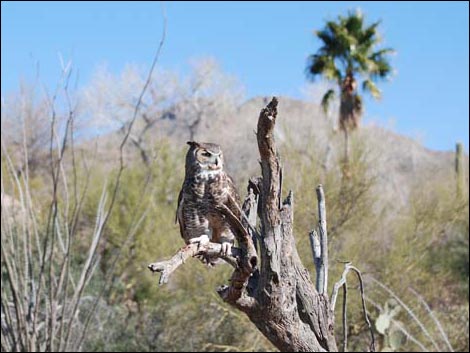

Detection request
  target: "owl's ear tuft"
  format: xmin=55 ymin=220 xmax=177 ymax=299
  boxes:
xmin=187 ymin=141 xmax=200 ymax=148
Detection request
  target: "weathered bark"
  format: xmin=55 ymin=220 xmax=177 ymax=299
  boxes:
xmin=148 ymin=242 xmax=240 ymax=284
xmin=149 ymin=97 xmax=338 ymax=351
xmin=226 ymin=97 xmax=338 ymax=352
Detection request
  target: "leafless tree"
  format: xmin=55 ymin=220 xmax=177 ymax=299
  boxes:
xmin=83 ymin=57 xmax=243 ymax=165
xmin=1 ymin=73 xmax=111 ymax=351
xmin=1 ymin=83 xmax=54 ymax=175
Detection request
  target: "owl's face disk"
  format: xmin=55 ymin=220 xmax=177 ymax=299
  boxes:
xmin=187 ymin=141 xmax=224 ymax=172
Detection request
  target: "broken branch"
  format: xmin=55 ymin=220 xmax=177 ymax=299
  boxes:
xmin=316 ymin=184 xmax=328 ymax=296
xmin=148 ymin=242 xmax=240 ymax=285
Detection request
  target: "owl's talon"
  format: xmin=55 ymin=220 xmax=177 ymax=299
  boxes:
xmin=189 ymin=234 xmax=210 ymax=248
xmin=221 ymin=242 xmax=232 ymax=257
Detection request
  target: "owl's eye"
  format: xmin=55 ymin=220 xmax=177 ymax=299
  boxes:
xmin=202 ymin=151 xmax=212 ymax=157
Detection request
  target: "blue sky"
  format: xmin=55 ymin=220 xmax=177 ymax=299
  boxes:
xmin=2 ymin=1 xmax=469 ymax=151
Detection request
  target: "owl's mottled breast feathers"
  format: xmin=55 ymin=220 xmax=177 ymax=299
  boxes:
xmin=176 ymin=142 xmax=241 ymax=249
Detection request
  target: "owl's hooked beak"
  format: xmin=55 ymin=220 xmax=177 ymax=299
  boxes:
xmin=208 ymin=156 xmax=222 ymax=170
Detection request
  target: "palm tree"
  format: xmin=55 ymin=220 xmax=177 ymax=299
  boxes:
xmin=306 ymin=10 xmax=394 ymax=166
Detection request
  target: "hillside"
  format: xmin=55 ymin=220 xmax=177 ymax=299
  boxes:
xmin=112 ymin=95 xmax=467 ymax=212
xmin=2 ymin=93 xmax=468 ymax=352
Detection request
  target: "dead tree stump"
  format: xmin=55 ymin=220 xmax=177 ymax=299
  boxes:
xmin=149 ymin=97 xmax=338 ymax=352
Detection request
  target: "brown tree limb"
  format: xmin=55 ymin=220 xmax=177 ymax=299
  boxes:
xmin=215 ymin=198 xmax=258 ymax=272
xmin=256 ymin=97 xmax=284 ymax=292
xmin=148 ymin=242 xmax=240 ymax=285
xmin=257 ymin=97 xmax=280 ymax=221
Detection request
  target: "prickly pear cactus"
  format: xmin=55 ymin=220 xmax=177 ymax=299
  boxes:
xmin=389 ymin=322 xmax=407 ymax=350
xmin=374 ymin=299 xmax=407 ymax=351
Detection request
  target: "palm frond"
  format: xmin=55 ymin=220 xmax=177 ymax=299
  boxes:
xmin=351 ymin=52 xmax=374 ymax=73
xmin=369 ymin=48 xmax=396 ymax=60
xmin=370 ymin=57 xmax=393 ymax=80
xmin=362 ymin=79 xmax=381 ymax=99
xmin=306 ymin=55 xmax=342 ymax=83
xmin=361 ymin=20 xmax=381 ymax=47
xmin=321 ymin=89 xmax=336 ymax=114
xmin=307 ymin=54 xmax=326 ymax=76
xmin=315 ymin=29 xmax=335 ymax=48
xmin=343 ymin=10 xmax=364 ymax=37
xmin=326 ymin=20 xmax=342 ymax=37
xmin=325 ymin=20 xmax=357 ymax=56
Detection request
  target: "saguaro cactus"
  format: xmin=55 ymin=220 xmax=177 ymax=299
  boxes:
xmin=455 ymin=142 xmax=464 ymax=199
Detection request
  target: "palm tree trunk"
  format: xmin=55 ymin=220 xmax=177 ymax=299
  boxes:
xmin=339 ymin=72 xmax=359 ymax=178
xmin=344 ymin=128 xmax=349 ymax=165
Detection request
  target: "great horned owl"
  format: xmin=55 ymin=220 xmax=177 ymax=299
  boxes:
xmin=176 ymin=141 xmax=241 ymax=264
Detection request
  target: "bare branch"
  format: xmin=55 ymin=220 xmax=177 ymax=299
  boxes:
xmin=342 ymin=282 xmax=348 ymax=352
xmin=331 ymin=263 xmax=375 ymax=352
xmin=408 ymin=287 xmax=453 ymax=352
xmin=351 ymin=266 xmax=375 ymax=353
xmin=316 ymin=184 xmax=328 ymax=295
xmin=67 ymin=10 xmax=168 ymax=350
xmin=257 ymin=96 xmax=280 ymax=219
xmin=118 ymin=5 xmax=166 ymax=157
xmin=148 ymin=243 xmax=240 ymax=284
xmin=309 ymin=229 xmax=322 ymax=284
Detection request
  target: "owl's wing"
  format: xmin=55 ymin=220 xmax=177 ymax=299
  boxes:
xmin=225 ymin=175 xmax=242 ymax=218
xmin=175 ymin=185 xmax=188 ymax=242
xmin=175 ymin=187 xmax=183 ymax=224
xmin=221 ymin=175 xmax=258 ymax=271
xmin=214 ymin=175 xmax=249 ymax=240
